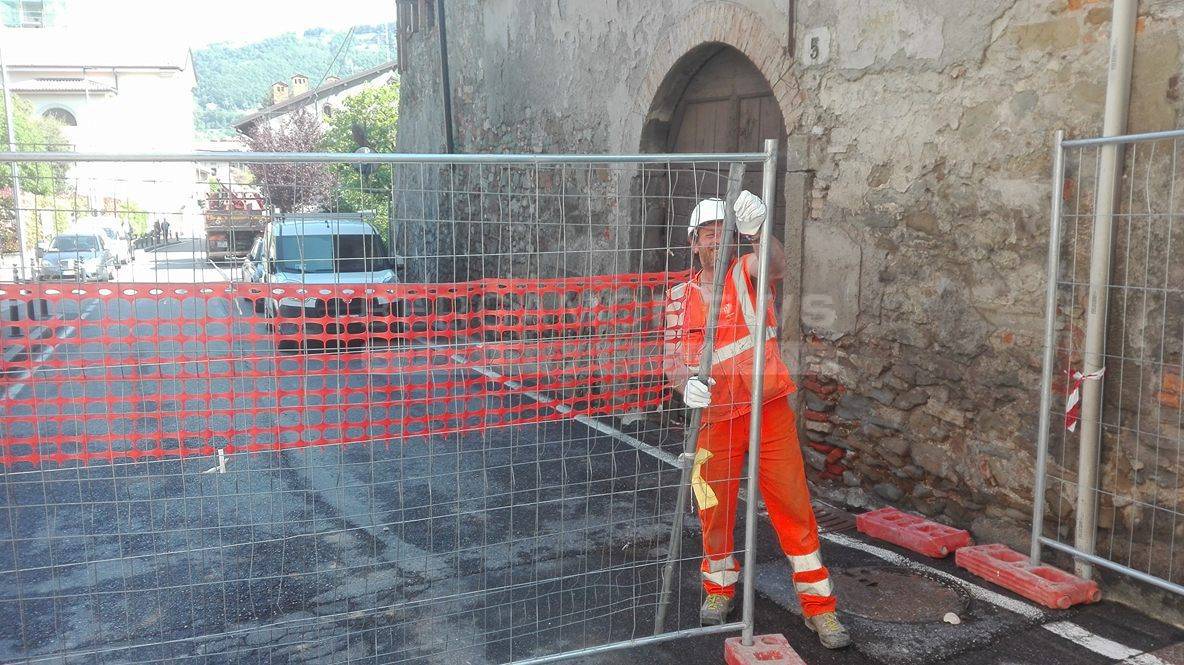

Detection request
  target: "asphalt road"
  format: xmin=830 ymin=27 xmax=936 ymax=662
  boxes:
xmin=0 ymin=243 xmax=1181 ymax=664
xmin=0 ymin=245 xmax=700 ymax=663
xmin=122 ymin=238 xmax=230 ymax=283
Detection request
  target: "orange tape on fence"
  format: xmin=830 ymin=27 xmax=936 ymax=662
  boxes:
xmin=0 ymin=272 xmax=687 ymax=468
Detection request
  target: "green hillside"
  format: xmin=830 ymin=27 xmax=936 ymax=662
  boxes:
xmin=193 ymin=24 xmax=395 ymax=138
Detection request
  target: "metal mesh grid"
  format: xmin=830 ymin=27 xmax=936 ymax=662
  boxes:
xmin=0 ymin=152 xmax=772 ymax=663
xmin=1036 ymin=132 xmax=1184 ymax=592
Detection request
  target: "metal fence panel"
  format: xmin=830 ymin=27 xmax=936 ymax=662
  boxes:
xmin=0 ymin=148 xmax=774 ymax=663
xmin=1033 ymin=128 xmax=1184 ymax=596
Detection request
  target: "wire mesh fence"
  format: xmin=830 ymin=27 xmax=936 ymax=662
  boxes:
xmin=0 ymin=149 xmax=773 ymax=663
xmin=1033 ymin=129 xmax=1184 ymax=595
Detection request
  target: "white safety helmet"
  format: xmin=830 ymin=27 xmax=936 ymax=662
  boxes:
xmin=687 ymin=197 xmax=727 ymax=238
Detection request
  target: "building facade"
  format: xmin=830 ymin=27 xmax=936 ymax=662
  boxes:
xmin=2 ymin=27 xmax=200 ymax=232
xmin=394 ymin=0 xmax=1184 ymax=560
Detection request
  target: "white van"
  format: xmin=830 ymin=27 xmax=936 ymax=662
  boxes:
xmin=72 ymin=216 xmax=132 ymax=265
xmin=256 ymin=213 xmax=402 ymax=319
xmin=259 ymin=214 xmax=397 ymax=285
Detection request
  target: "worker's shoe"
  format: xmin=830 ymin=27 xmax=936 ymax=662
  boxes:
xmin=804 ymin=611 xmax=851 ymax=649
xmin=699 ymin=593 xmax=734 ymax=625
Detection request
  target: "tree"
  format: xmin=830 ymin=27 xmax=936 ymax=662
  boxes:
xmin=320 ymin=80 xmax=399 ymax=237
xmin=0 ymin=96 xmax=68 ymax=195
xmin=242 ymin=110 xmax=336 ymax=213
xmin=191 ymin=26 xmax=393 ymax=137
xmin=0 ymin=96 xmax=70 ymax=253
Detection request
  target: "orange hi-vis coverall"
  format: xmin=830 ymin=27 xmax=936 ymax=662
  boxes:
xmin=663 ymin=256 xmax=837 ymax=618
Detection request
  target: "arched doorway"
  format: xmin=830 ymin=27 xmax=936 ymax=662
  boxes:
xmin=43 ymin=107 xmax=77 ymax=126
xmin=639 ymin=44 xmax=787 ymax=272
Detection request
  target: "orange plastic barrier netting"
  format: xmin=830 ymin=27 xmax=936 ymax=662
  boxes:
xmin=0 ymin=272 xmax=686 ymax=468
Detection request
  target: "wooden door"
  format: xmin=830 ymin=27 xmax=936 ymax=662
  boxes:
xmin=643 ymin=46 xmax=787 ymax=272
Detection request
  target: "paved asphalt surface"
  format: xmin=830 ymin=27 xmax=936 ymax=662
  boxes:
xmin=0 ymin=242 xmax=1181 ymax=664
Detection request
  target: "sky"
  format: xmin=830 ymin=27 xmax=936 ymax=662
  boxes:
xmin=63 ymin=0 xmax=396 ymax=47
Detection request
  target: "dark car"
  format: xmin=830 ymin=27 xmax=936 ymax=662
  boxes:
xmin=37 ymin=233 xmax=116 ymax=281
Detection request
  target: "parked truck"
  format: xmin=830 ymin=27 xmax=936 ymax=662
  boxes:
xmin=203 ymin=185 xmax=269 ymax=262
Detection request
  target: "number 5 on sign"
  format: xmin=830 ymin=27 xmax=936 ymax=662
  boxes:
xmin=801 ymin=27 xmax=830 ymax=66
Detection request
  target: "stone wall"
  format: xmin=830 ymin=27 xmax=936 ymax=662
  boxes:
xmin=395 ymin=0 xmax=1184 ymax=553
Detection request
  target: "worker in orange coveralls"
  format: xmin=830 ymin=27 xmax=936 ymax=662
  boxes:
xmin=662 ymin=191 xmax=850 ymax=650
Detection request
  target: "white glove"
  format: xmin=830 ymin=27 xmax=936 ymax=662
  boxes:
xmin=733 ymin=190 xmax=766 ymax=236
xmin=683 ymin=377 xmax=715 ymax=409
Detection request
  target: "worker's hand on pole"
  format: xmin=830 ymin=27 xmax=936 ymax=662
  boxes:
xmin=683 ymin=377 xmax=715 ymax=409
xmin=733 ymin=190 xmax=766 ymax=236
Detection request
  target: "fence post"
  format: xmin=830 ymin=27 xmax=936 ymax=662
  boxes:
xmin=652 ymin=161 xmax=746 ymax=636
xmin=1 ymin=46 xmax=27 ymax=282
xmin=1030 ymin=130 xmax=1066 ymax=565
xmin=739 ymin=139 xmax=780 ymax=646
xmin=5 ymin=299 xmax=19 ymax=339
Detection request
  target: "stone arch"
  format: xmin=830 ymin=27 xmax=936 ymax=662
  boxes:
xmin=631 ymin=3 xmax=802 ymax=148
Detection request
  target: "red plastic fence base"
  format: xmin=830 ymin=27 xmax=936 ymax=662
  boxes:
xmin=855 ymin=507 xmax=972 ymax=557
xmin=955 ymin=544 xmax=1102 ymax=609
xmin=724 ymin=634 xmax=806 ymax=665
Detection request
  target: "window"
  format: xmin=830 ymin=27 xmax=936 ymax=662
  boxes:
xmin=50 ymin=235 xmax=98 ymax=252
xmin=18 ymin=0 xmax=44 ymax=28
xmin=396 ymin=0 xmax=417 ymax=72
xmin=395 ymin=0 xmax=436 ymax=72
xmin=419 ymin=0 xmax=435 ymax=29
xmin=275 ymin=233 xmax=390 ymax=274
xmin=43 ymin=107 xmax=76 ymax=126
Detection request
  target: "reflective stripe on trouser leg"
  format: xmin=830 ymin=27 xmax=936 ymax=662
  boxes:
xmin=789 ymin=550 xmax=836 ymax=617
xmin=788 ymin=551 xmax=822 ymax=572
xmin=701 ymin=554 xmax=740 ymax=594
